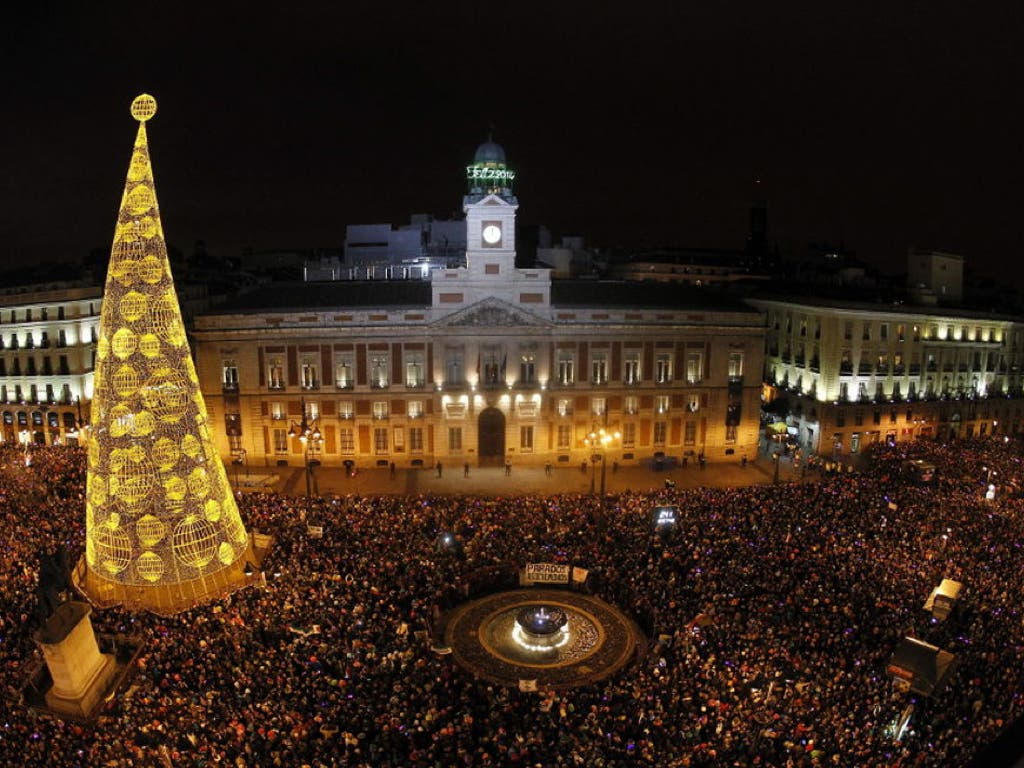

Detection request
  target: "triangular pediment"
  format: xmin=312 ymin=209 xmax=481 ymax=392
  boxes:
xmin=435 ymin=296 xmax=550 ymax=328
xmin=477 ymin=193 xmax=509 ymax=206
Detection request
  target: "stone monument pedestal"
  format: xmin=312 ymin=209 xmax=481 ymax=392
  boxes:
xmin=33 ymin=602 xmax=117 ymax=719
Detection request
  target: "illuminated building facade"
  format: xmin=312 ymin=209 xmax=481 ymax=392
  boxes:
xmin=749 ymin=296 xmax=1024 ymax=455
xmin=193 ymin=141 xmax=765 ymax=471
xmin=0 ymin=283 xmax=100 ymax=445
xmin=79 ymin=95 xmax=250 ymax=615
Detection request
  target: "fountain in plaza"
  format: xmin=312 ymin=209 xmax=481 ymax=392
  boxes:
xmin=512 ymin=605 xmax=570 ymax=651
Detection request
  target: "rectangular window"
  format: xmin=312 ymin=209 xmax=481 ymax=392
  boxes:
xmin=340 ymin=428 xmax=355 ymax=453
xmin=520 ymin=425 xmax=534 ymax=452
xmin=653 ymin=421 xmax=667 ymax=446
xmin=405 ymin=352 xmax=425 ymax=387
xmin=880 ymin=323 xmax=888 ymax=341
xmin=557 ymin=424 xmax=571 ymax=449
xmin=624 ymin=395 xmax=638 ymax=415
xmin=557 ymin=398 xmax=573 ymax=417
xmin=393 ymin=427 xmax=405 ymax=450
xmin=481 ymin=353 xmax=502 ymax=385
xmin=370 ymin=353 xmax=389 ymax=388
xmin=300 ymin=358 xmax=319 ymax=389
xmin=335 ymin=357 xmax=354 ymax=388
xmin=592 ymin=397 xmax=606 ymax=417
xmin=374 ymin=427 xmax=389 ymax=454
xmin=622 ymin=422 xmax=636 ymax=448
xmin=338 ymin=401 xmax=353 ymax=419
xmin=273 ymin=428 xmax=288 ymax=453
xmin=446 ymin=353 xmax=463 ymax=385
xmin=448 ymin=426 xmax=462 ymax=451
xmin=372 ymin=401 xmax=389 ymax=419
xmin=268 ymin=357 xmax=284 ymax=389
xmin=727 ymin=352 xmax=743 ymax=380
xmin=655 ymin=353 xmax=672 ymax=384
xmin=686 ymin=352 xmax=702 ymax=384
xmin=305 ymin=401 xmax=320 ymax=421
xmin=558 ymin=354 xmax=574 ymax=385
xmin=863 ymin=323 xmax=871 ymax=341
xmin=591 ymin=354 xmax=607 ymax=384
xmin=655 ymin=395 xmax=669 ymax=414
xmin=408 ymin=400 xmax=424 ymax=418
xmin=687 ymin=394 xmax=700 ymax=413
xmin=684 ymin=421 xmax=697 ymax=445
xmin=725 ymin=424 xmax=737 ymax=442
xmin=623 ymin=353 xmax=641 ymax=384
xmin=519 ymin=355 xmax=536 ymax=385
xmin=409 ymin=427 xmax=423 ymax=452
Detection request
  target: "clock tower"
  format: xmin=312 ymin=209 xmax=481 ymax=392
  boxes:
xmin=464 ymin=138 xmax=518 ymax=273
xmin=431 ymin=137 xmax=550 ymax=312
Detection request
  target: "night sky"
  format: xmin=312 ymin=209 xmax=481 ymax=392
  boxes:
xmin=2 ymin=2 xmax=1023 ymax=285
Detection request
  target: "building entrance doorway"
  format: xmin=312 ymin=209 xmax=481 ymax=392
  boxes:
xmin=478 ymin=408 xmax=505 ymax=465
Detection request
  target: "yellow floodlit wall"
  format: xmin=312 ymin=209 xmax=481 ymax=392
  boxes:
xmin=80 ymin=95 xmax=251 ymax=614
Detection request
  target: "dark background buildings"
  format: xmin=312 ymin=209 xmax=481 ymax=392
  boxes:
xmin=2 ymin=2 xmax=1023 ymax=285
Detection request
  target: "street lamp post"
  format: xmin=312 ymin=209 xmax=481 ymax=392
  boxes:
xmin=67 ymin=396 xmax=88 ymax=445
xmin=289 ymin=398 xmax=322 ymax=504
xmin=772 ymin=451 xmax=781 ymax=484
xmin=585 ymin=426 xmax=621 ymax=499
xmin=232 ymin=447 xmax=248 ymax=488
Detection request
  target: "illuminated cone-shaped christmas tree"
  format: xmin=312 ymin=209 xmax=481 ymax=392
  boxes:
xmin=78 ymin=94 xmax=252 ymax=614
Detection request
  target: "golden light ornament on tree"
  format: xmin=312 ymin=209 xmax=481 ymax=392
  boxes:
xmin=136 ymin=552 xmax=165 ymax=583
xmin=93 ymin=517 xmax=132 ymax=575
xmin=137 ymin=255 xmax=164 ymax=284
xmin=172 ymin=515 xmax=218 ymax=568
xmin=78 ymin=93 xmax=253 ymax=615
xmin=136 ymin=515 xmax=167 ymax=547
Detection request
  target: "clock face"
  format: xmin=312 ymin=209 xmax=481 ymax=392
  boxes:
xmin=482 ymin=223 xmax=502 ymax=245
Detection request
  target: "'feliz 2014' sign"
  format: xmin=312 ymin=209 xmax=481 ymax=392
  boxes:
xmin=467 ymin=166 xmax=516 ymax=182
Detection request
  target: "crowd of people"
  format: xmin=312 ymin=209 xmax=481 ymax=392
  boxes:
xmin=2 ymin=436 xmax=1024 ymax=766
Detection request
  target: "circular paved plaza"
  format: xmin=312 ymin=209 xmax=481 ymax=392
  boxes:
xmin=444 ymin=588 xmax=643 ymax=689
